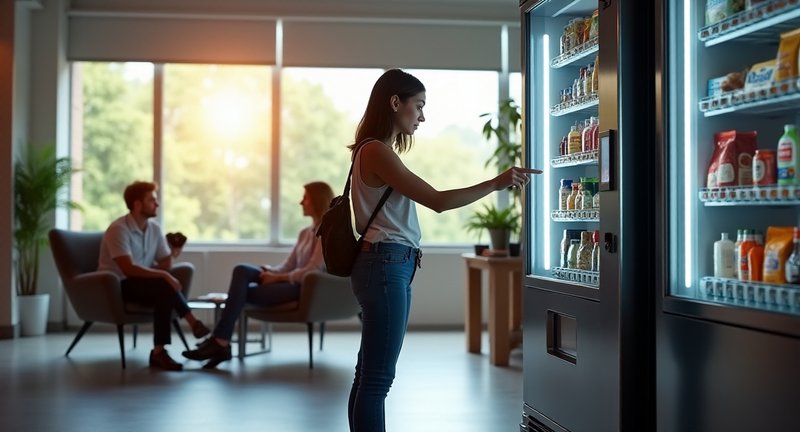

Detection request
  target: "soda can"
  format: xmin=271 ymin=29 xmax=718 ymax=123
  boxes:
xmin=753 ymin=149 xmax=776 ymax=186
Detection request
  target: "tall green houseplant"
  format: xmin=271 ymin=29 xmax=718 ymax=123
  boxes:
xmin=14 ymin=145 xmax=79 ymax=296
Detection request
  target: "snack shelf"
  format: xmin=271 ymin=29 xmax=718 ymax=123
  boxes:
xmin=551 ymin=209 xmax=599 ymax=222
xmin=550 ymin=150 xmax=599 ymax=168
xmin=699 ymin=78 xmax=800 ymax=117
xmin=698 ymin=0 xmax=800 ymax=47
xmin=551 ymin=267 xmax=599 ymax=288
xmin=551 ymin=94 xmax=599 ymax=117
xmin=550 ymin=37 xmax=599 ymax=69
xmin=699 ymin=185 xmax=800 ymax=205
xmin=699 ymin=277 xmax=800 ymax=312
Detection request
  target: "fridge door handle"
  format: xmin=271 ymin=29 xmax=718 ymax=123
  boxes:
xmin=604 ymin=232 xmax=617 ymax=253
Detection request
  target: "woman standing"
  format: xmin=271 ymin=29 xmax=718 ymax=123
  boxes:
xmin=347 ymin=69 xmax=540 ymax=431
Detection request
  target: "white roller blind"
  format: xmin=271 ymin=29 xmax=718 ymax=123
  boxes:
xmin=283 ymin=21 xmax=502 ymax=71
xmin=68 ymin=16 xmax=277 ymax=64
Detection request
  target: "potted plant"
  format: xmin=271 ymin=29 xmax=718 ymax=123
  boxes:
xmin=14 ymin=144 xmax=79 ymax=336
xmin=464 ymin=204 xmax=520 ymax=253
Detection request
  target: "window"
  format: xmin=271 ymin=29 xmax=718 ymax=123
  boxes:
xmin=162 ymin=64 xmax=272 ymax=242
xmin=403 ymin=69 xmax=499 ymax=245
xmin=279 ymin=68 xmax=383 ymax=242
xmin=70 ymin=62 xmax=154 ymax=231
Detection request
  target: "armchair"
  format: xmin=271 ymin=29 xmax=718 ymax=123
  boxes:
xmin=238 ymin=270 xmax=359 ymax=368
xmin=48 ymin=228 xmax=192 ymax=368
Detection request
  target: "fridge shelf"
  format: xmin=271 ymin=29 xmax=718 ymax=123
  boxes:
xmin=699 ymin=78 xmax=800 ymax=117
xmin=551 ymin=95 xmax=599 ymax=117
xmin=699 ymin=184 xmax=800 ymax=205
xmin=550 ymin=37 xmax=598 ymax=69
xmin=700 ymin=277 xmax=800 ymax=312
xmin=551 ymin=267 xmax=599 ymax=288
xmin=550 ymin=150 xmax=599 ymax=168
xmin=698 ymin=0 xmax=800 ymax=46
xmin=551 ymin=209 xmax=599 ymax=222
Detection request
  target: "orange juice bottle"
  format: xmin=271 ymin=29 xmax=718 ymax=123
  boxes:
xmin=748 ymin=231 xmax=764 ymax=282
xmin=737 ymin=229 xmax=757 ymax=281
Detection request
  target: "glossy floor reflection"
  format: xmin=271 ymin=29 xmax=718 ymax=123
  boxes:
xmin=0 ymin=329 xmax=523 ymax=432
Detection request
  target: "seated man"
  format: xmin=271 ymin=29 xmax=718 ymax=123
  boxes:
xmin=183 ymin=181 xmax=335 ymax=369
xmin=98 ymin=181 xmax=209 ymax=371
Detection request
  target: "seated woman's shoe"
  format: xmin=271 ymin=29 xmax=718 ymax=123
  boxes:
xmin=191 ymin=321 xmax=211 ymax=338
xmin=182 ymin=338 xmax=231 ymax=367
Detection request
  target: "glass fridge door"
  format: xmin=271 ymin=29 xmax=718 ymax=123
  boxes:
xmin=525 ymin=0 xmax=601 ymax=293
xmin=666 ymin=0 xmax=800 ymax=334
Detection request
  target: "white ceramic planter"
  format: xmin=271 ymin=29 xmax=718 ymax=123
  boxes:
xmin=19 ymin=293 xmax=50 ymax=336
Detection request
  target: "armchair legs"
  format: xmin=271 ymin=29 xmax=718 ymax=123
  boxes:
xmin=117 ymin=325 xmax=126 ymax=369
xmin=65 ymin=321 xmax=94 ymax=357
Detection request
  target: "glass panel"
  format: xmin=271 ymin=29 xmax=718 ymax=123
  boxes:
xmin=70 ymin=62 xmax=154 ymax=231
xmin=279 ymin=67 xmax=383 ymax=242
xmin=669 ymin=0 xmax=800 ymax=315
xmin=526 ymin=4 xmax=601 ymax=287
xmin=162 ymin=64 xmax=272 ymax=242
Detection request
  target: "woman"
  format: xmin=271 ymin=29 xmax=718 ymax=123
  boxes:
xmin=347 ymin=69 xmax=540 ymax=431
xmin=182 ymin=181 xmax=335 ymax=369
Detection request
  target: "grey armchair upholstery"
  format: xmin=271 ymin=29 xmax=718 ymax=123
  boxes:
xmin=238 ymin=270 xmax=359 ymax=368
xmin=48 ymin=228 xmax=193 ymax=368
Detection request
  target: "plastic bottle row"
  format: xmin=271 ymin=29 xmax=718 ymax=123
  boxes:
xmin=559 ymin=116 xmax=600 ymax=156
xmin=712 ymin=226 xmax=800 ymax=285
xmin=559 ymin=229 xmax=600 ymax=272
xmin=559 ymin=177 xmax=600 ymax=211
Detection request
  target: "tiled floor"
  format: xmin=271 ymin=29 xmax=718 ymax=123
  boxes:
xmin=0 ymin=328 xmax=523 ymax=432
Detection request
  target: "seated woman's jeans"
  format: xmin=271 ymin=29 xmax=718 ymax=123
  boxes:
xmin=212 ymin=264 xmax=300 ymax=341
xmin=348 ymin=242 xmax=420 ymax=432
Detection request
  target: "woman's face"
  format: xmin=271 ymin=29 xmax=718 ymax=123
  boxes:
xmin=300 ymin=191 xmax=314 ymax=217
xmin=394 ymin=91 xmax=426 ymax=136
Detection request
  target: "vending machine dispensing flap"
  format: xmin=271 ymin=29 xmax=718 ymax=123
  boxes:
xmin=599 ymin=129 xmax=616 ymax=191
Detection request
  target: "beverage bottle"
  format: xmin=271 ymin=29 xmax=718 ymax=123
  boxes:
xmin=737 ymin=229 xmax=756 ymax=281
xmin=567 ymin=183 xmax=579 ymax=210
xmin=579 ymin=67 xmax=588 ymax=99
xmin=573 ymin=78 xmax=582 ymax=101
xmin=786 ymin=227 xmax=800 ymax=284
xmin=568 ymin=124 xmax=582 ymax=154
xmin=581 ymin=118 xmax=593 ymax=152
xmin=576 ymin=231 xmax=593 ymax=270
xmin=583 ymin=63 xmax=593 ymax=97
xmin=574 ymin=182 xmax=584 ymax=209
xmin=581 ymin=184 xmax=594 ymax=210
xmin=559 ymin=179 xmax=573 ymax=211
xmin=733 ymin=229 xmax=743 ymax=276
xmin=560 ymin=230 xmax=570 ymax=267
xmin=567 ymin=239 xmax=580 ymax=269
xmin=591 ymin=54 xmax=599 ymax=94
xmin=588 ymin=116 xmax=599 ymax=151
xmin=748 ymin=242 xmax=764 ymax=282
xmin=777 ymin=124 xmax=799 ymax=185
xmin=591 ymin=230 xmax=600 ymax=272
xmin=713 ymin=232 xmax=735 ymax=278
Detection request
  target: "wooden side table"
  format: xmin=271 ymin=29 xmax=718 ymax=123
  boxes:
xmin=462 ymin=253 xmax=523 ymax=366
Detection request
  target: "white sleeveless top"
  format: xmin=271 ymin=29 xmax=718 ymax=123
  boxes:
xmin=352 ymin=141 xmax=421 ymax=248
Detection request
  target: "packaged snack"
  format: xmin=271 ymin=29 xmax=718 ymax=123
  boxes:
xmin=706 ymin=0 xmax=745 ymax=25
xmin=775 ymin=28 xmax=800 ymax=82
xmin=745 ymin=0 xmax=768 ymax=9
xmin=706 ymin=130 xmax=758 ymax=188
xmin=744 ymin=59 xmax=776 ymax=93
xmin=763 ymin=226 xmax=794 ymax=283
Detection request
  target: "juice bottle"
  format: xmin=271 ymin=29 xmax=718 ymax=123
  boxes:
xmin=786 ymin=227 xmax=800 ymax=284
xmin=581 ymin=118 xmax=593 ymax=152
xmin=591 ymin=230 xmax=600 ymax=271
xmin=568 ymin=124 xmax=582 ymax=154
xmin=559 ymin=179 xmax=573 ymax=211
xmin=591 ymin=54 xmax=599 ymax=94
xmin=733 ymin=229 xmax=743 ymax=276
xmin=567 ymin=183 xmax=579 ymax=210
xmin=748 ymin=244 xmax=764 ymax=282
xmin=777 ymin=124 xmax=799 ymax=185
xmin=737 ymin=229 xmax=757 ymax=281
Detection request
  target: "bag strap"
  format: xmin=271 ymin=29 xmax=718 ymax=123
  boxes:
xmin=346 ymin=139 xmax=393 ymax=238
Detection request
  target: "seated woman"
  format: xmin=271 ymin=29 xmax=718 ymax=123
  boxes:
xmin=182 ymin=181 xmax=335 ymax=368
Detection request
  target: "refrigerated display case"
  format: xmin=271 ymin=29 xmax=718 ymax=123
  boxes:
xmin=656 ymin=0 xmax=800 ymax=430
xmin=520 ymin=1 xmax=654 ymax=431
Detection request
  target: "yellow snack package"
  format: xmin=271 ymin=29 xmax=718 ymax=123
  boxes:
xmin=775 ymin=28 xmax=800 ymax=82
xmin=762 ymin=226 xmax=794 ymax=283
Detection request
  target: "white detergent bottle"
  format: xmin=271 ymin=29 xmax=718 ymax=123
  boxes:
xmin=777 ymin=124 xmax=799 ymax=185
xmin=713 ymin=232 xmax=735 ymax=278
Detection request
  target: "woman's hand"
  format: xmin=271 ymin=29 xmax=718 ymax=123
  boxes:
xmin=496 ymin=167 xmax=543 ymax=190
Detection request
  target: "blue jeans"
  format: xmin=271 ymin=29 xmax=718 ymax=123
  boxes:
xmin=212 ymin=264 xmax=300 ymax=341
xmin=348 ymin=242 xmax=420 ymax=432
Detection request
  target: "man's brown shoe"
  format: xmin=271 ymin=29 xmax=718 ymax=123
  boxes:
xmin=149 ymin=349 xmax=183 ymax=371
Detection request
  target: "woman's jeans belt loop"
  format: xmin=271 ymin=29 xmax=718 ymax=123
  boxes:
xmin=361 ymin=241 xmax=422 ymax=269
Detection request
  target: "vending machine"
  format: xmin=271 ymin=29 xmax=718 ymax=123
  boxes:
xmin=519 ymin=0 xmax=656 ymax=431
xmin=655 ymin=0 xmax=800 ymax=430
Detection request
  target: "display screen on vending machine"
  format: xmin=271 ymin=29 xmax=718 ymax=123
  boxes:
xmin=599 ymin=129 xmax=615 ymax=191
